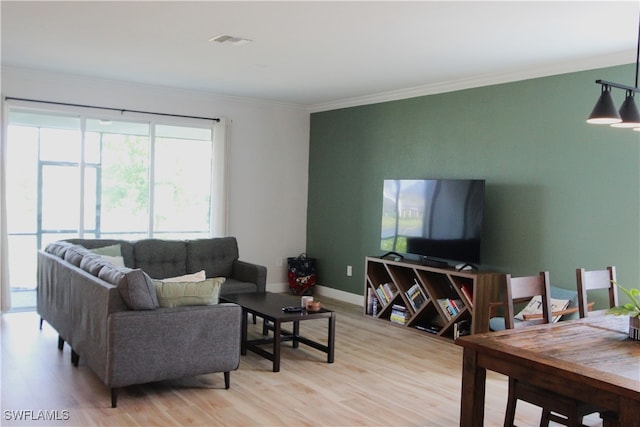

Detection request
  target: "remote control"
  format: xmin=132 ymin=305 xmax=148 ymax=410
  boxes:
xmin=282 ymin=306 xmax=304 ymax=312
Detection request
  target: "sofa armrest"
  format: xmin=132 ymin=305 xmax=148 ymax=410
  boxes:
xmin=106 ymin=303 xmax=242 ymax=388
xmin=232 ymin=260 xmax=267 ymax=293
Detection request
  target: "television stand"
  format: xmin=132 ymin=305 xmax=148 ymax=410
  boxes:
xmin=363 ymin=256 xmax=504 ymax=339
xmin=420 ymin=257 xmax=450 ymax=268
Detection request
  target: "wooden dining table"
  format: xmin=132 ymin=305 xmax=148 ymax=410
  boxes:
xmin=456 ymin=315 xmax=640 ymax=426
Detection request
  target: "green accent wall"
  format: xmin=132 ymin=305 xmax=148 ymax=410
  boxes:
xmin=308 ymin=64 xmax=640 ymax=307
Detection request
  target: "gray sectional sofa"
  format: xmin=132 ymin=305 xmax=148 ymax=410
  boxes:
xmin=37 ymin=236 xmax=267 ymax=407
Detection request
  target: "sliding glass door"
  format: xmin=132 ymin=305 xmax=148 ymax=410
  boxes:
xmin=4 ymin=105 xmax=223 ymax=307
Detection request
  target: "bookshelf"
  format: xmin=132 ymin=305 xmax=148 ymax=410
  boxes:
xmin=364 ymin=256 xmax=504 ymax=340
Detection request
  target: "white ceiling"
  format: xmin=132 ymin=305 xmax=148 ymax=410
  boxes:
xmin=2 ymin=1 xmax=639 ymax=110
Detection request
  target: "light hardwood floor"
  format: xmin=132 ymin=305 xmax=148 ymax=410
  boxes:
xmin=1 ymin=297 xmax=604 ymax=427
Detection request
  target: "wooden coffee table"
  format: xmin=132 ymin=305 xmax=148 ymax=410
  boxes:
xmin=220 ymin=292 xmax=336 ymax=372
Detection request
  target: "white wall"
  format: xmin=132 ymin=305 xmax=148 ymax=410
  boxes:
xmin=1 ymin=66 xmax=310 ymax=287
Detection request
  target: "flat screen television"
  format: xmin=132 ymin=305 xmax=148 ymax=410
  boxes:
xmin=380 ymin=179 xmax=485 ymax=267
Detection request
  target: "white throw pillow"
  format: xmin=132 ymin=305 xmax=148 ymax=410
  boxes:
xmin=161 ymin=270 xmax=206 ymax=282
xmin=101 ymin=255 xmax=125 ymax=267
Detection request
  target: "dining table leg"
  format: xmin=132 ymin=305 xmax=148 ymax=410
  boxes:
xmin=460 ymin=348 xmax=486 ymax=427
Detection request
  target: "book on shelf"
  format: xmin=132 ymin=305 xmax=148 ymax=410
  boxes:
xmin=415 ymin=317 xmax=443 ymax=334
xmin=451 ymin=298 xmax=465 ymax=312
xmin=437 ymin=298 xmax=458 ymax=320
xmin=453 ymin=319 xmax=471 ymax=339
xmin=390 ymin=304 xmax=408 ymax=325
xmin=382 ymin=282 xmax=397 ymax=300
xmin=405 ymin=280 xmax=428 ymax=311
xmin=375 ymin=286 xmax=389 ymax=305
xmin=460 ymin=284 xmax=474 ymax=308
xmin=366 ymin=288 xmax=376 ymax=315
xmin=415 ymin=324 xmax=440 ymax=334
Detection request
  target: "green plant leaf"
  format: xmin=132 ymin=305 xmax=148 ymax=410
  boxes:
xmin=606 ymin=281 xmax=640 ymax=316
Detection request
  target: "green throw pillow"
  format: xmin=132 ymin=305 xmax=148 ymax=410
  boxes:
xmin=90 ymin=244 xmax=122 ymax=257
xmin=90 ymin=244 xmax=125 ymax=267
xmin=154 ymin=277 xmax=225 ymax=308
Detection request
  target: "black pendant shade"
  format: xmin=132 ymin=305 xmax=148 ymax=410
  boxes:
xmin=586 ymin=86 xmax=622 ymax=124
xmin=611 ymin=92 xmax=640 ymax=128
xmin=587 ymin=11 xmax=640 ymax=131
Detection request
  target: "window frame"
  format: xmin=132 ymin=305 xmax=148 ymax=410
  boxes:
xmin=2 ymin=99 xmax=228 ymax=290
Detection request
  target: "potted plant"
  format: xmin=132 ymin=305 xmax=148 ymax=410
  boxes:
xmin=606 ymin=282 xmax=640 ymax=341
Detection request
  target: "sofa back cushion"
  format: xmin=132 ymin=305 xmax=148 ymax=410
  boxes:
xmin=64 ymin=239 xmax=135 ymax=267
xmin=79 ymin=253 xmax=114 ymax=276
xmin=186 ymin=237 xmax=238 ymax=278
xmin=134 ymin=239 xmax=187 ymax=279
xmin=99 ymin=265 xmax=159 ymax=310
xmin=64 ymin=245 xmax=91 ymax=267
xmin=44 ymin=241 xmax=74 ymax=258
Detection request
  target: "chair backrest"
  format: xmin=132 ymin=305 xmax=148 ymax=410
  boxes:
xmin=504 ymin=271 xmax=553 ymax=329
xmin=576 ymin=266 xmax=618 ymax=318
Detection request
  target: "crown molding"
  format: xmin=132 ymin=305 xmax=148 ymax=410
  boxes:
xmin=306 ymin=52 xmax=635 ymax=114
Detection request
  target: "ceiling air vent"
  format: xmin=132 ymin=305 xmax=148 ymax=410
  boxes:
xmin=209 ymin=34 xmax=252 ymax=46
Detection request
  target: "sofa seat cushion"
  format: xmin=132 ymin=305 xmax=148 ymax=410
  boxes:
xmin=99 ymin=265 xmax=159 ymax=310
xmin=186 ymin=237 xmax=238 ymax=278
xmin=220 ymin=278 xmax=260 ymax=295
xmin=134 ymin=239 xmax=187 ymax=279
xmin=154 ymin=277 xmax=225 ymax=308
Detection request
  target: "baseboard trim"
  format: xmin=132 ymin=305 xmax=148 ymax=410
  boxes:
xmin=266 ymin=282 xmax=363 ymax=307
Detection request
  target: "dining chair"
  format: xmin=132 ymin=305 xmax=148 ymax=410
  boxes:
xmin=502 ymin=271 xmax=602 ymax=427
xmin=576 ymin=266 xmax=618 ymax=318
xmin=565 ymin=266 xmax=620 ymax=426
xmin=502 ymin=271 xmax=552 ymax=329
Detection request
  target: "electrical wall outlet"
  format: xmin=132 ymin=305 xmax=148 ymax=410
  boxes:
xmin=347 ymin=265 xmax=353 ymax=276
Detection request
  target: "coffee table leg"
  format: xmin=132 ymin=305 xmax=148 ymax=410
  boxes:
xmin=327 ymin=312 xmax=335 ymax=363
xmin=293 ymin=320 xmax=300 ymax=348
xmin=272 ymin=320 xmax=281 ymax=372
xmin=240 ymin=308 xmax=248 ymax=355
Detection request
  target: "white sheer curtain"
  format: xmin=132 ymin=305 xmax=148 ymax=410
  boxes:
xmin=1 ymin=101 xmax=11 ymax=311
xmin=211 ymin=118 xmax=230 ymax=237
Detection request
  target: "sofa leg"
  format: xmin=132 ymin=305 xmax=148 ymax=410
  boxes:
xmin=71 ymin=349 xmax=79 ymax=366
xmin=224 ymin=372 xmax=230 ymax=389
xmin=39 ymin=317 xmax=43 ymax=330
xmin=58 ymin=335 xmax=64 ymax=351
xmin=111 ymin=388 xmax=118 ymax=408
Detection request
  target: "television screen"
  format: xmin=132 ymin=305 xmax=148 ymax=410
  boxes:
xmin=380 ymin=179 xmax=485 ymax=265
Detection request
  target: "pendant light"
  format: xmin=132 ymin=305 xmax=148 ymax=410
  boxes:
xmin=611 ymin=91 xmax=640 ymax=128
xmin=587 ymin=10 xmax=640 ymax=131
xmin=586 ymin=85 xmax=622 ymax=124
